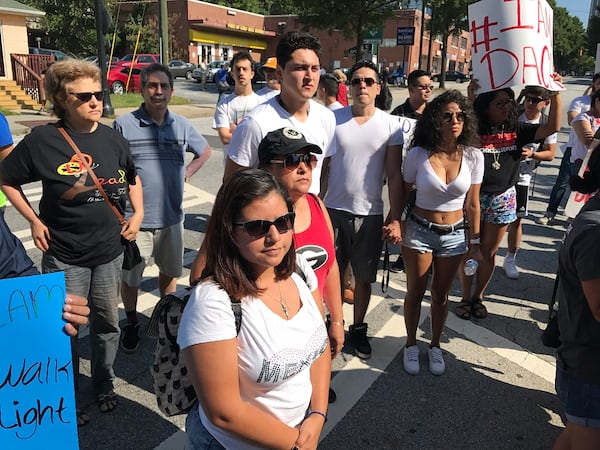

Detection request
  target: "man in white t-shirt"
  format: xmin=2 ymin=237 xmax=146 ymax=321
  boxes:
xmin=224 ymin=31 xmax=336 ymax=195
xmin=317 ymin=74 xmax=344 ymax=111
xmin=503 ymin=86 xmax=557 ymax=279
xmin=213 ymin=51 xmax=261 ymax=163
xmin=255 ymin=56 xmax=280 ymax=102
xmin=322 ymin=60 xmax=404 ymax=359
xmin=538 ymin=73 xmax=600 ymax=225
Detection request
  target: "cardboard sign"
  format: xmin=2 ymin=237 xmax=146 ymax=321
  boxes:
xmin=0 ymin=272 xmax=78 ymax=449
xmin=397 ymin=116 xmax=417 ymax=156
xmin=468 ymin=0 xmax=564 ymax=94
xmin=565 ymin=147 xmax=597 ymax=218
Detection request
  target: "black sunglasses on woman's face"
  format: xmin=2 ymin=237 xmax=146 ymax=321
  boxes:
xmin=234 ymin=212 xmax=295 ymax=238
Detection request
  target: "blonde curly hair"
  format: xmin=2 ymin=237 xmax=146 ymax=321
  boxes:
xmin=44 ymin=59 xmax=101 ymax=119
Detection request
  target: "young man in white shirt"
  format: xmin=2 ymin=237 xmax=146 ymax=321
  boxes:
xmin=224 ymin=31 xmax=336 ymax=195
xmin=213 ymin=51 xmax=261 ymax=163
xmin=322 ymin=60 xmax=404 ymax=359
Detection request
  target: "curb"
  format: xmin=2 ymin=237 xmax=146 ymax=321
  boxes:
xmin=6 ymin=103 xmax=217 ymax=136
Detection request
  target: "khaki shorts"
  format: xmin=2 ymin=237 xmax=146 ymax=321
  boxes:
xmin=122 ymin=221 xmax=184 ymax=287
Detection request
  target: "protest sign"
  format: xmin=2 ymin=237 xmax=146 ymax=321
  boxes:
xmin=398 ymin=116 xmax=417 ymax=156
xmin=468 ymin=0 xmax=564 ymax=94
xmin=0 ymin=272 xmax=78 ymax=449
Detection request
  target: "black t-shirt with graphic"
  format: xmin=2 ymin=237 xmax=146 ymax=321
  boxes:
xmin=479 ymin=121 xmax=538 ymax=194
xmin=0 ymin=122 xmax=136 ymax=267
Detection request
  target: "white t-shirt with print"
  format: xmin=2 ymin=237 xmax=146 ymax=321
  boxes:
xmin=178 ymin=270 xmax=327 ymax=450
xmin=227 ymin=97 xmax=337 ymax=194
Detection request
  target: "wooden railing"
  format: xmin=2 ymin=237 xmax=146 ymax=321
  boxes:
xmin=10 ymin=54 xmax=55 ymax=105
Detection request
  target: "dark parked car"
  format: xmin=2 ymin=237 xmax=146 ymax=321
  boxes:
xmin=168 ymin=60 xmax=196 ymax=80
xmin=432 ymin=70 xmax=470 ymax=83
xmin=29 ymin=47 xmax=71 ymax=61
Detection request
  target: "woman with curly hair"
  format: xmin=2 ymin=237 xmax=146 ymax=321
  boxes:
xmin=399 ymin=90 xmax=483 ymax=375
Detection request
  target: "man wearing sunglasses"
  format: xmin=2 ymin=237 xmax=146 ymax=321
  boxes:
xmin=113 ymin=63 xmax=212 ymax=353
xmin=391 ymin=69 xmax=433 ymax=120
xmin=322 ymin=60 xmax=404 ymax=359
xmin=224 ymin=31 xmax=336 ymax=195
xmin=502 ymin=86 xmax=556 ymax=279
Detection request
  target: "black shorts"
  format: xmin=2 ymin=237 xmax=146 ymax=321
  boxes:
xmin=515 ymin=184 xmax=529 ymax=218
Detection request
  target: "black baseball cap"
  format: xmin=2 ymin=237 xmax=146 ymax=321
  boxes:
xmin=258 ymin=127 xmax=322 ymax=166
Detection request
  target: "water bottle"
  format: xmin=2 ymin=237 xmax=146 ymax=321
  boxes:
xmin=464 ymin=259 xmax=478 ymax=277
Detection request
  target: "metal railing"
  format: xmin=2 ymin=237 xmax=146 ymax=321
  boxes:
xmin=10 ymin=54 xmax=55 ymax=105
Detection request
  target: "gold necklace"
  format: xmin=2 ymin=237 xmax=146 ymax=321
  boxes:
xmin=491 ymin=126 xmax=504 ymax=170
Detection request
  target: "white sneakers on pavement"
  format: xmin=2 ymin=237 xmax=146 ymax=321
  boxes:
xmin=404 ymin=344 xmax=446 ymax=375
xmin=428 ymin=347 xmax=445 ymax=376
xmin=503 ymin=257 xmax=519 ymax=279
xmin=537 ymin=212 xmax=555 ymax=225
xmin=403 ymin=345 xmax=420 ymax=375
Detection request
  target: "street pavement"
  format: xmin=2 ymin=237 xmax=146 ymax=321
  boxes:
xmin=1 ymin=77 xmax=591 ymax=449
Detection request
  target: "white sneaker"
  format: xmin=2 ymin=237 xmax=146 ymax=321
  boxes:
xmin=403 ymin=345 xmax=420 ymax=375
xmin=428 ymin=347 xmax=445 ymax=376
xmin=503 ymin=258 xmax=519 ymax=279
xmin=537 ymin=213 xmax=555 ymax=225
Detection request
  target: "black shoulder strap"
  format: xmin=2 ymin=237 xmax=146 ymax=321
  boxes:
xmin=230 ymin=300 xmax=242 ymax=335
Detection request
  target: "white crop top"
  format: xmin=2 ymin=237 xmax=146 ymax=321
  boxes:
xmin=402 ymin=145 xmax=484 ymax=212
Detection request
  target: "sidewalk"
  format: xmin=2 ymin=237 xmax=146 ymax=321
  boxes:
xmin=5 ymin=103 xmax=217 ymax=136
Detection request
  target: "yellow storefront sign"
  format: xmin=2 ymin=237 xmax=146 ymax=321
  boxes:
xmin=189 ymin=29 xmax=267 ymax=50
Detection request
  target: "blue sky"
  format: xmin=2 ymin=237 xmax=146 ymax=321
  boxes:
xmin=556 ymin=0 xmax=591 ymax=25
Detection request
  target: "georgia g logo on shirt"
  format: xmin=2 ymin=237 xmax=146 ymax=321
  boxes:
xmin=296 ymin=244 xmax=329 ymax=271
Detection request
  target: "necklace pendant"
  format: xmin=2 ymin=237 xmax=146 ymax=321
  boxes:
xmin=492 ymin=161 xmax=501 ymax=170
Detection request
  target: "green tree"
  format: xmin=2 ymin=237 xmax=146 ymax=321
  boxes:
xmin=22 ymin=0 xmax=97 ymax=56
xmin=293 ymin=0 xmax=399 ymax=61
xmin=552 ymin=4 xmax=587 ymax=73
xmin=428 ymin=0 xmax=470 ymax=88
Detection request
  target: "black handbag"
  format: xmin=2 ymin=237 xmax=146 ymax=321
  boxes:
xmin=541 ymin=271 xmax=561 ymax=348
xmin=58 ymin=127 xmax=142 ymax=270
xmin=122 ymin=238 xmax=142 ymax=270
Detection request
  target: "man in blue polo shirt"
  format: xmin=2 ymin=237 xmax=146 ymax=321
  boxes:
xmin=113 ymin=63 xmax=212 ymax=352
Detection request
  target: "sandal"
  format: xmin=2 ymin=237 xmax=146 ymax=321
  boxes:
xmin=77 ymin=409 xmax=90 ymax=427
xmin=455 ymin=299 xmax=471 ymax=320
xmin=97 ymin=390 xmax=118 ymax=413
xmin=471 ymin=298 xmax=488 ymax=319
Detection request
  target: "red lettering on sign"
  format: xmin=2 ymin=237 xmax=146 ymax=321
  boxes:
xmin=470 ymin=16 xmax=498 ymax=54
xmin=500 ymin=0 xmax=534 ymax=32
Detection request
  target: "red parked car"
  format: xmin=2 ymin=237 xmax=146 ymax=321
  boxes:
xmin=108 ymin=67 xmax=142 ymax=94
xmin=113 ymin=53 xmax=159 ymax=68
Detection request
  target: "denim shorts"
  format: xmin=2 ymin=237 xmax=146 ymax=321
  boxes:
xmin=185 ymin=405 xmax=226 ymax=450
xmin=555 ymin=364 xmax=600 ymax=428
xmin=480 ymin=186 xmax=517 ymax=224
xmin=402 ymin=214 xmax=467 ymax=257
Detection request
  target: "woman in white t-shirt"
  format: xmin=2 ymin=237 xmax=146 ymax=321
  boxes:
xmin=400 ymin=90 xmax=484 ymax=376
xmin=179 ymin=169 xmax=330 ymax=450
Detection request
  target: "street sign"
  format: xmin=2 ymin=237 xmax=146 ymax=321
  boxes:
xmin=397 ymin=26 xmax=415 ymax=46
xmin=364 ymin=27 xmax=383 ymax=44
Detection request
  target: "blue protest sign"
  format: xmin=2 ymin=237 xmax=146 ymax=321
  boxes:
xmin=0 ymin=272 xmax=78 ymax=449
xmin=397 ymin=27 xmax=415 ymax=46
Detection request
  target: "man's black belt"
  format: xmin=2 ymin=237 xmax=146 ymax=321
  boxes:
xmin=409 ymin=213 xmax=468 ymax=235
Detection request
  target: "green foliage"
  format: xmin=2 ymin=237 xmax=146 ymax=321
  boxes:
xmin=295 ymin=0 xmax=398 ymax=60
xmin=553 ymin=5 xmax=588 ymax=72
xmin=428 ymin=0 xmax=470 ymax=88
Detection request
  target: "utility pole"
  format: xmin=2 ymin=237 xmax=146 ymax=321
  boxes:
xmin=95 ymin=0 xmax=114 ymax=116
xmin=158 ymin=0 xmax=169 ymax=64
